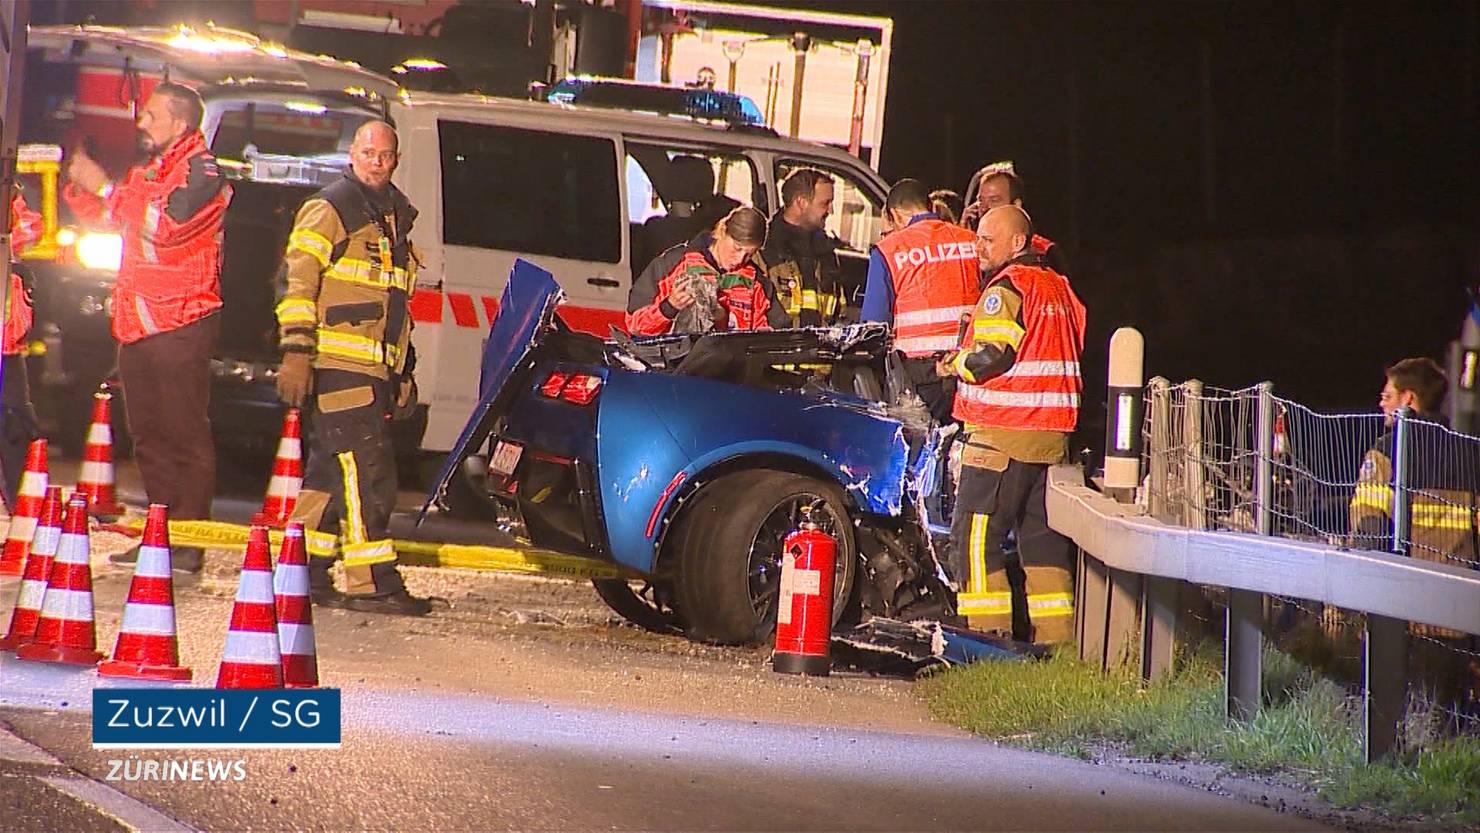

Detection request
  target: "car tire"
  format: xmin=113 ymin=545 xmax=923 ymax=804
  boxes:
xmin=674 ymin=470 xmax=857 ymax=645
xmin=591 ymin=577 xmax=683 ymax=634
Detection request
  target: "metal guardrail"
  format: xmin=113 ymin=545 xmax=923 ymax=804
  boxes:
xmin=1057 ymin=329 xmax=1480 ymax=761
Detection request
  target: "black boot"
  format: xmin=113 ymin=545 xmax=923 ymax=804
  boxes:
xmin=172 ymin=546 xmax=204 ymax=575
xmin=343 ymin=589 xmax=432 ymax=617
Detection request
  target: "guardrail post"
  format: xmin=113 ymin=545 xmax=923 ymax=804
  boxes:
xmin=1078 ymin=553 xmax=1110 ymax=668
xmin=1364 ymin=406 xmax=1412 ymax=761
xmin=1226 ymin=382 xmax=1273 ymax=721
xmin=1364 ymin=614 xmax=1407 ymax=761
xmin=1103 ymin=328 xmax=1145 ymax=504
xmin=1141 ymin=378 xmax=1177 ymax=680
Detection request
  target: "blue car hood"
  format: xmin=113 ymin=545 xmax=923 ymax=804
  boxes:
xmin=419 ymin=259 xmax=564 ymax=521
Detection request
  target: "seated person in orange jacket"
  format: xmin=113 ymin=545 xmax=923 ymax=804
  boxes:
xmin=627 ymin=206 xmax=772 ymax=335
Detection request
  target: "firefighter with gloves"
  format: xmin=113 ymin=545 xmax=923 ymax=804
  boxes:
xmin=937 ymin=205 xmax=1085 ymax=644
xmin=627 ymin=206 xmax=772 ymax=335
xmin=274 ymin=121 xmax=429 ymax=616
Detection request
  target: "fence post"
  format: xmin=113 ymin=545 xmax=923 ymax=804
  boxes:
xmin=1226 ymin=382 xmax=1273 ymax=722
xmin=1103 ymin=328 xmax=1145 ymax=504
xmin=1365 ymin=405 xmax=1413 ymax=761
xmin=1183 ymin=379 xmax=1207 ymax=530
xmin=1142 ymin=377 xmax=1184 ymax=682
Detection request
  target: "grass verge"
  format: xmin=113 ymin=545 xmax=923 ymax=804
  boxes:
xmin=918 ymin=647 xmax=1480 ymax=826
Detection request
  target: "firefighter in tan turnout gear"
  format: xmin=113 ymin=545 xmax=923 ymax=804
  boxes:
xmin=275 ymin=120 xmax=430 ymax=616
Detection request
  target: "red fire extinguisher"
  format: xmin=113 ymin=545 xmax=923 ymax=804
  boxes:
xmin=772 ymin=507 xmax=835 ymax=676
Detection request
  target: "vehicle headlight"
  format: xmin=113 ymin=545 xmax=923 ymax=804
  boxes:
xmin=75 ymin=232 xmax=123 ymax=272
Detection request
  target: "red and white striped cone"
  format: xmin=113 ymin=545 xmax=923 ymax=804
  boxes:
xmin=259 ymin=409 xmax=303 ymax=527
xmin=217 ymin=523 xmax=284 ymax=688
xmin=273 ymin=522 xmax=319 ymax=687
xmin=0 ymin=438 xmax=49 ymax=576
xmin=77 ymin=388 xmax=126 ymax=519
xmin=98 ymin=503 xmax=192 ymax=681
xmin=17 ymin=496 xmax=104 ymax=666
xmin=0 ymin=486 xmax=64 ymax=652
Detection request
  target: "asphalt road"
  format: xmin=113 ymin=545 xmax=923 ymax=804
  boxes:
xmin=0 ymin=461 xmax=1337 ymax=831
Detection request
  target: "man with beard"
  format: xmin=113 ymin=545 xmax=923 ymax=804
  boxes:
xmin=64 ymin=82 xmax=230 ymax=573
xmin=762 ymin=169 xmax=845 ymax=328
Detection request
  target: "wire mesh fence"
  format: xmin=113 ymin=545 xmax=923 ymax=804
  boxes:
xmin=1141 ymin=378 xmax=1480 ymax=740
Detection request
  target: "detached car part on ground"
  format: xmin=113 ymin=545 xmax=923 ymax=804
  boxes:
xmin=424 ymin=260 xmax=955 ymax=644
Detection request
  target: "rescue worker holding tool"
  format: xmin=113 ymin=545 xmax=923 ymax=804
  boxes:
xmin=63 ymin=83 xmax=230 ymax=574
xmin=961 ymin=161 xmax=1070 ymax=279
xmin=860 ymin=178 xmax=980 ymax=423
xmin=2 ymin=188 xmax=44 ymax=503
xmin=937 ymin=205 xmax=1085 ymax=644
xmin=274 ymin=120 xmax=430 ymax=616
xmin=762 ymin=169 xmax=845 ymax=328
xmin=627 ymin=206 xmax=772 ymax=335
xmin=1349 ymin=358 xmax=1479 ymax=712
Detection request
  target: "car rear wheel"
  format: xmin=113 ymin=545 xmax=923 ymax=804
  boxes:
xmin=674 ymin=470 xmax=857 ymax=645
xmin=591 ymin=578 xmax=683 ymax=634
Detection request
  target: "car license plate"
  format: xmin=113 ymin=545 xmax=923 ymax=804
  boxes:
xmin=490 ymin=440 xmax=523 ymax=477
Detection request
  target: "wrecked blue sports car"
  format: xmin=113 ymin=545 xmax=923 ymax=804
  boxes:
xmin=425 ymin=260 xmax=953 ymax=644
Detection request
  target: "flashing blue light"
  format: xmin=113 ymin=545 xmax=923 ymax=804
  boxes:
xmin=545 ymin=78 xmax=767 ymax=128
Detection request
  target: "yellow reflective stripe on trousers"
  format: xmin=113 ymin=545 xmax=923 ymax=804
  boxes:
xmin=288 ymin=228 xmax=333 ymax=267
xmin=1026 ymin=591 xmax=1074 ymax=618
xmin=317 ymin=330 xmax=399 ymax=366
xmin=305 ymin=529 xmax=339 ymax=558
xmin=968 ymin=512 xmax=989 ymax=595
xmin=342 ymin=538 xmax=396 ymax=567
xmin=275 ymin=298 xmax=318 ymax=327
xmin=337 ymin=451 xmax=368 ymax=545
xmin=327 ymin=258 xmax=412 ymax=291
xmin=957 ymin=591 xmax=1012 ymax=616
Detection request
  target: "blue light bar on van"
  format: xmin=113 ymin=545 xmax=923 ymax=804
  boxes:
xmin=546 ymin=77 xmax=767 ymax=127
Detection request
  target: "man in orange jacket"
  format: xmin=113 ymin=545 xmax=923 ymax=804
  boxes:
xmin=2 ymin=188 xmax=43 ymax=503
xmin=937 ymin=205 xmax=1085 ymax=643
xmin=64 ymin=82 xmax=231 ymax=572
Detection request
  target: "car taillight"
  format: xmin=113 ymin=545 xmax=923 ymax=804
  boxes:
xmin=538 ymin=370 xmax=602 ymax=405
xmin=539 ymin=370 xmax=569 ymax=398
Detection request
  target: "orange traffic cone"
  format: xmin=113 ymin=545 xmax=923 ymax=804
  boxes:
xmin=217 ymin=523 xmax=283 ymax=688
xmin=0 ymin=486 xmax=63 ymax=651
xmin=273 ymin=522 xmax=318 ymax=687
xmin=99 ymin=503 xmax=192 ymax=681
xmin=0 ymin=438 xmax=49 ymax=576
xmin=259 ymin=408 xmax=303 ymax=527
xmin=77 ymin=387 xmax=126 ymax=519
xmin=18 ymin=495 xmax=104 ymax=666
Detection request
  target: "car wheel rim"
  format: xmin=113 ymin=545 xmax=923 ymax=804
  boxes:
xmin=746 ymin=493 xmax=849 ymax=626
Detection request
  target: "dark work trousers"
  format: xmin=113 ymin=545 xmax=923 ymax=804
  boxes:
xmin=902 ymin=356 xmax=957 ymax=425
xmin=949 ymin=458 xmax=1076 ymax=643
xmin=291 ymin=369 xmax=406 ymax=597
xmin=117 ymin=313 xmax=219 ymax=521
xmin=0 ymin=353 xmax=39 ymax=505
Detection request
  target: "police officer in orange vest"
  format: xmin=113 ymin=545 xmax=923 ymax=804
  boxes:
xmin=64 ymin=82 xmax=231 ymax=572
xmin=961 ymin=161 xmax=1070 ymax=280
xmin=861 ymin=179 xmax=980 ymax=422
xmin=937 ymin=205 xmax=1086 ymax=644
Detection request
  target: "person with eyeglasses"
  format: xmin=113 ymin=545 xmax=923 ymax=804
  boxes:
xmin=274 ymin=120 xmax=430 ymax=616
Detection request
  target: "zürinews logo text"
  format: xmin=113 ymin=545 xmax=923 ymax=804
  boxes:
xmin=91 ymin=689 xmax=341 ymax=749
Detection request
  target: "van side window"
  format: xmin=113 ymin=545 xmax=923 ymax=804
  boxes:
xmin=775 ymin=160 xmax=884 ymax=253
xmin=439 ymin=120 xmax=621 ymax=263
xmin=624 ymin=144 xmax=761 ymax=275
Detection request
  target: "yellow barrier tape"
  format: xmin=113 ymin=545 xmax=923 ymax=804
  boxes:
xmin=105 ymin=518 xmax=635 ymax=581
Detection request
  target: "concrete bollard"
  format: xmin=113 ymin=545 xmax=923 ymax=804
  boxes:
xmin=1103 ymin=328 xmax=1145 ymax=504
